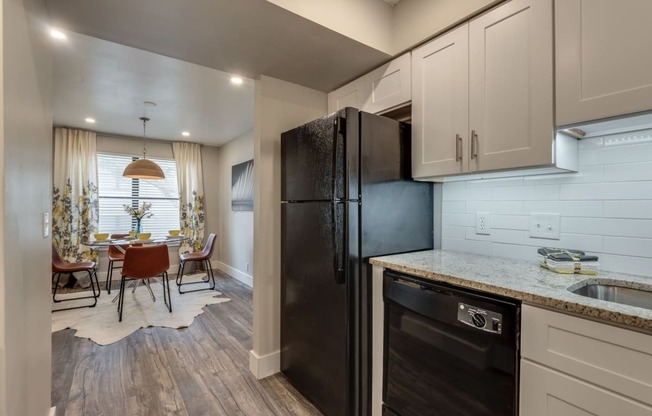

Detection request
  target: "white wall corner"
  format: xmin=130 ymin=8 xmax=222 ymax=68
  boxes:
xmin=249 ymin=349 xmax=280 ymax=379
xmin=217 ymin=262 xmax=253 ymax=287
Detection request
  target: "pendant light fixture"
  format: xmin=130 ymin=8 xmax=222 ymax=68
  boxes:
xmin=122 ymin=116 xmax=166 ymax=179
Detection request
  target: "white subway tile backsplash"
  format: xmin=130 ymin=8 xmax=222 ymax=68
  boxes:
xmin=442 ymin=225 xmax=466 ymax=239
xmin=603 ymin=200 xmax=652 ymax=219
xmin=442 ymin=213 xmax=474 ymax=227
xmin=491 ymin=215 xmax=529 ymax=230
xmin=604 ymin=161 xmax=652 ymax=181
xmin=560 ymin=217 xmax=604 ymax=236
xmin=598 ymin=254 xmax=652 ymax=278
xmin=466 ymin=200 xmax=523 ymax=215
xmin=560 ymin=182 xmax=652 ymax=200
xmin=493 ymin=185 xmax=560 ymax=201
xmin=442 ymin=201 xmax=466 ymax=213
xmin=491 ymin=243 xmax=538 ymax=262
xmin=439 ymin=129 xmax=652 ymax=276
xmin=603 ymin=236 xmax=652 ymax=257
xmin=523 ymin=200 xmax=602 ymax=217
xmin=442 ymin=238 xmax=492 ymax=256
xmin=442 ymin=183 xmax=492 ymax=201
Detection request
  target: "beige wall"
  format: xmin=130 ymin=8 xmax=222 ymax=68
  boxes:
xmin=250 ymin=76 xmax=326 ymax=378
xmin=214 ymin=129 xmax=254 ymax=286
xmin=266 ymin=0 xmax=394 ymax=54
xmin=392 ymin=0 xmax=503 ymax=52
xmin=0 ymin=0 xmax=53 ymax=414
xmin=202 ymin=145 xmax=220 ymax=262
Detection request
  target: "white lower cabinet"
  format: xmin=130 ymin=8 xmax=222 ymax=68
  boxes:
xmin=520 ymin=305 xmax=652 ymax=415
xmin=520 ymin=360 xmax=652 ymax=416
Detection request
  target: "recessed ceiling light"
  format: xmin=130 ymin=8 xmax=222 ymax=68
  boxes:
xmin=85 ymin=117 xmax=96 ymax=124
xmin=230 ymin=77 xmax=243 ymax=85
xmin=182 ymin=131 xmax=191 ymax=137
xmin=50 ymin=29 xmax=66 ymax=40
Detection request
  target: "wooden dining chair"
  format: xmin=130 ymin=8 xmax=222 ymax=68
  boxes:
xmin=176 ymin=233 xmax=217 ymax=294
xmin=52 ymin=244 xmax=100 ymax=311
xmin=117 ymin=244 xmax=171 ymax=322
xmin=105 ymin=233 xmax=131 ymax=294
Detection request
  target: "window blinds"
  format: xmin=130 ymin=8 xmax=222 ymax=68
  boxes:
xmin=97 ymin=153 xmax=180 ymax=238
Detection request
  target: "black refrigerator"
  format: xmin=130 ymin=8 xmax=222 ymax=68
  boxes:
xmin=280 ymin=108 xmax=434 ymax=416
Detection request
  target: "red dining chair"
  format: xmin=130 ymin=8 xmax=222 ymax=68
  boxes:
xmin=176 ymin=233 xmax=217 ymax=294
xmin=105 ymin=233 xmax=131 ymax=294
xmin=52 ymin=244 xmax=100 ymax=310
xmin=117 ymin=244 xmax=171 ymax=322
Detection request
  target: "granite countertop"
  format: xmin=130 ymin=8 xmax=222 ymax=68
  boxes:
xmin=370 ymin=249 xmax=652 ymax=334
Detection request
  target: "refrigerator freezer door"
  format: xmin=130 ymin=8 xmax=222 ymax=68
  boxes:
xmin=281 ymin=111 xmax=346 ymax=202
xmin=281 ymin=201 xmax=350 ymax=416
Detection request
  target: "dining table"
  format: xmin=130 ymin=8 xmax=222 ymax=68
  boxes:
xmin=86 ymin=235 xmax=188 ymax=303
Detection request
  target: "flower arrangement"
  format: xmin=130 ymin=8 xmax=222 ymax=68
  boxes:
xmin=123 ymin=202 xmax=153 ymax=220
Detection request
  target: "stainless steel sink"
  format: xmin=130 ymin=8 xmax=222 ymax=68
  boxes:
xmin=570 ymin=282 xmax=652 ymax=310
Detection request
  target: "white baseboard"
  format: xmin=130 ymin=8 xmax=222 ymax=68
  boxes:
xmin=49 ymin=406 xmax=56 ymax=416
xmin=249 ymin=349 xmax=280 ymax=379
xmin=217 ymin=261 xmax=253 ymax=287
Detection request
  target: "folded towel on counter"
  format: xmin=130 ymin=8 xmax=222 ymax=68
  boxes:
xmin=537 ymin=247 xmax=599 ymax=275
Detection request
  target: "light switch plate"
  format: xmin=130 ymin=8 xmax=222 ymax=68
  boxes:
xmin=529 ymin=213 xmax=560 ymax=239
xmin=43 ymin=212 xmax=50 ymax=238
xmin=475 ymin=212 xmax=490 ymax=235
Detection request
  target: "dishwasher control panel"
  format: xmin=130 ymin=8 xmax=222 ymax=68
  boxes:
xmin=457 ymin=303 xmax=503 ymax=334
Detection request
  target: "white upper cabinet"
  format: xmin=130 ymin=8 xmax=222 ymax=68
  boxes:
xmin=327 ymin=53 xmax=411 ymax=114
xmin=556 ymin=0 xmax=652 ymax=126
xmin=412 ymin=25 xmax=469 ymax=178
xmin=327 ymin=78 xmax=365 ymax=114
xmin=412 ymin=0 xmax=560 ymax=180
xmin=469 ymin=0 xmax=554 ymax=172
xmin=362 ymin=53 xmax=411 ymax=114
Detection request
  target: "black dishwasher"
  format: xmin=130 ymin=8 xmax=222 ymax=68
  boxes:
xmin=383 ymin=270 xmax=520 ymax=416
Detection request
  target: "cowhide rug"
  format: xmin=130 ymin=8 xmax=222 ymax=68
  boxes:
xmin=51 ymin=274 xmax=230 ymax=345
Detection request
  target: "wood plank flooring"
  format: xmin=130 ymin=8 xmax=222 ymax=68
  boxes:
xmin=51 ymin=271 xmax=323 ymax=416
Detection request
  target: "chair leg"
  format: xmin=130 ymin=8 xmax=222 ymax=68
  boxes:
xmin=176 ymin=261 xmax=186 ymax=287
xmin=51 ymin=271 xmax=99 ymax=311
xmin=205 ymin=259 xmax=216 ymax=290
xmin=178 ymin=260 xmax=215 ymax=294
xmin=118 ymin=275 xmax=126 ymax=322
xmin=162 ymin=272 xmax=172 ymax=313
xmin=106 ymin=259 xmax=113 ymax=294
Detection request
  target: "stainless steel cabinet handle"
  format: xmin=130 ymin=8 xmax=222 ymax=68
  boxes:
xmin=455 ymin=134 xmax=462 ymax=162
xmin=471 ymin=130 xmax=478 ymax=159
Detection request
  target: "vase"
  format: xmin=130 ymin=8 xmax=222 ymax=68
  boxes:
xmin=135 ymin=218 xmax=142 ymax=235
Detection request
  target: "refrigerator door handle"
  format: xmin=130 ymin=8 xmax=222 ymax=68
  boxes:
xmin=332 ymin=200 xmax=346 ymax=285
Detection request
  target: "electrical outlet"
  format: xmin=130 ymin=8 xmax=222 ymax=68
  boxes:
xmin=529 ymin=213 xmax=560 ymax=239
xmin=246 ymin=262 xmax=250 ymax=271
xmin=475 ymin=212 xmax=491 ymax=235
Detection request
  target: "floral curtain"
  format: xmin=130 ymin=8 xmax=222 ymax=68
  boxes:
xmin=52 ymin=128 xmax=99 ymax=262
xmin=173 ymin=142 xmax=205 ymax=254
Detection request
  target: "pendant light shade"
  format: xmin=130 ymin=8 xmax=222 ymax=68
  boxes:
xmin=122 ymin=158 xmax=165 ymax=179
xmin=123 ymin=116 xmax=165 ymax=179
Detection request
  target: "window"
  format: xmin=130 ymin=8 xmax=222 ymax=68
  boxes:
xmin=97 ymin=153 xmax=180 ymax=238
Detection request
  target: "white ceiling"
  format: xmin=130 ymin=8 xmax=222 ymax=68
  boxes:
xmin=53 ymin=32 xmax=255 ymax=146
xmin=47 ymin=0 xmax=392 ymax=146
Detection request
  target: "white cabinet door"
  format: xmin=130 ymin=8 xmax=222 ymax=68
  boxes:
xmin=327 ymin=78 xmax=365 ymax=113
xmin=556 ymin=0 xmax=652 ymax=126
xmin=521 ymin=304 xmax=652 ymax=407
xmin=469 ymin=0 xmax=554 ymax=172
xmin=520 ymin=360 xmax=652 ymax=416
xmin=363 ymin=53 xmax=411 ymax=115
xmin=412 ymin=25 xmax=469 ymax=179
